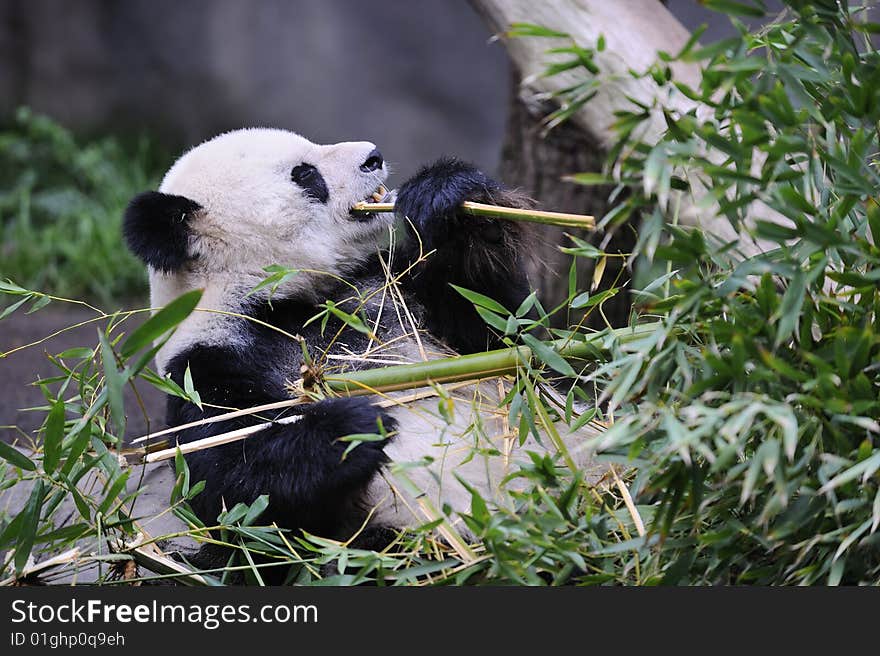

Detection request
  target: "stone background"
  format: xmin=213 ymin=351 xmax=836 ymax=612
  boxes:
xmin=0 ymin=0 xmax=730 ymax=180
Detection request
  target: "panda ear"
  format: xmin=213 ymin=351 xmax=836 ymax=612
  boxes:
xmin=123 ymin=191 xmax=202 ymax=273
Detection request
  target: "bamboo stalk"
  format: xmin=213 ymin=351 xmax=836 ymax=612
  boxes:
xmin=144 ymin=416 xmax=302 ymax=463
xmin=323 ymin=323 xmax=658 ymax=395
xmin=134 ymin=323 xmax=660 ymax=464
xmin=351 ymin=200 xmax=595 ymax=230
xmin=610 ymin=464 xmax=645 ymax=538
xmin=131 ymin=398 xmax=305 ymax=444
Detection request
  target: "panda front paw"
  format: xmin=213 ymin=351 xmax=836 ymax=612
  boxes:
xmin=300 ymin=397 xmax=395 ymax=470
xmin=395 ymin=157 xmax=506 ymax=249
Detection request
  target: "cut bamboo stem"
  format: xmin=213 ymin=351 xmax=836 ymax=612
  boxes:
xmin=322 ymin=323 xmax=657 ymax=395
xmin=131 ymin=398 xmax=305 ymax=444
xmin=121 ymin=535 xmax=212 ymax=586
xmin=145 ymin=416 xmax=301 ymax=463
xmin=351 ymin=200 xmax=595 ymax=230
xmin=136 ymin=323 xmax=659 ymax=464
xmin=0 ymin=548 xmax=81 ymax=586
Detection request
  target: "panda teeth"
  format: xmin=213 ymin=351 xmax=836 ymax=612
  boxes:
xmin=352 ymin=185 xmax=394 ymax=220
xmin=367 ymin=184 xmax=388 ymax=204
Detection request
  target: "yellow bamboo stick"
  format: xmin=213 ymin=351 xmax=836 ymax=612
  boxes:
xmin=351 ymin=200 xmax=595 ymax=230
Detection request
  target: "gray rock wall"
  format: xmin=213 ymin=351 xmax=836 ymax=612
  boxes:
xmin=1 ymin=1 xmax=740 ymax=179
xmin=0 ymin=0 xmax=510 ymax=180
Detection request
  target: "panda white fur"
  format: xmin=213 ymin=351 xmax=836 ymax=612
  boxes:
xmin=123 ymin=128 xmax=599 ymax=548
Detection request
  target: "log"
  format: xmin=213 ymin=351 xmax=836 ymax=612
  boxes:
xmin=469 ymin=0 xmax=782 ymax=256
xmin=469 ymin=0 xmax=700 ymax=150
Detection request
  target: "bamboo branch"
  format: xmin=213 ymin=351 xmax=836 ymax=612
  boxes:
xmin=133 ymin=322 xmax=659 ymax=465
xmin=351 ymin=200 xmax=595 ymax=230
xmin=322 ymin=322 xmax=657 ymax=395
xmin=131 ymin=398 xmax=305 ymax=444
xmin=145 ymin=416 xmax=302 ymax=464
xmin=468 ymin=0 xmax=786 ymax=257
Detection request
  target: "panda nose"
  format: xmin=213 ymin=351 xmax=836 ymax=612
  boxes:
xmin=360 ymin=149 xmax=383 ymax=172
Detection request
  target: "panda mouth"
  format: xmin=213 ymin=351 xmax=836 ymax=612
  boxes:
xmin=349 ymin=184 xmax=393 ymax=222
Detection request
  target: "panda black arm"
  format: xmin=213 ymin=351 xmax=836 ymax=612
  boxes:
xmin=393 ymin=158 xmax=531 ymax=353
xmin=164 ymin=345 xmax=395 ymax=536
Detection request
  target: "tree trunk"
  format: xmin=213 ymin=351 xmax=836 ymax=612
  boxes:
xmin=470 ymin=0 xmax=782 ymax=257
xmin=500 ymin=76 xmax=632 ymax=329
xmin=472 ymin=0 xmax=691 ymax=329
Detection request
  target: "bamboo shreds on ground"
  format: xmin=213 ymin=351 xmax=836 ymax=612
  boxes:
xmin=120 ymin=534 xmax=213 ymax=586
xmin=351 ymin=200 xmax=595 ymax=230
xmin=0 ymin=548 xmax=81 ymax=586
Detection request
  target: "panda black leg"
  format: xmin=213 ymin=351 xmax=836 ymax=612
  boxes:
xmin=180 ymin=397 xmax=395 ymax=538
xmin=164 ymin=345 xmax=396 ymax=537
xmin=394 ymin=157 xmax=531 ymax=353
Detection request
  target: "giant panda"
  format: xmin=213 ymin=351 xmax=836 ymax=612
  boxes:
xmin=123 ymin=128 xmax=599 ymax=552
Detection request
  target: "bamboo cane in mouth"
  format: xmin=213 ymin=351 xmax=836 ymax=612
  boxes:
xmin=351 ymin=200 xmax=595 ymax=230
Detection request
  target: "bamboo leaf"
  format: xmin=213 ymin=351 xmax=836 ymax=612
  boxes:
xmin=701 ymin=0 xmax=766 ymax=17
xmin=25 ymin=294 xmax=52 ymax=314
xmin=819 ymin=451 xmax=880 ymax=494
xmin=339 ymin=432 xmax=385 ymax=460
xmin=774 ymin=270 xmax=806 ymax=346
xmin=97 ymin=471 xmax=131 ymax=516
xmin=571 ymin=292 xmax=591 ymax=309
xmin=0 ymin=296 xmax=30 ymax=321
xmin=506 ymin=23 xmax=570 ymax=39
xmin=0 ymin=280 xmax=28 ymax=295
xmin=98 ymin=330 xmax=126 ymax=438
xmin=60 ymin=473 xmax=92 ymax=521
xmin=450 ymin=284 xmax=509 ymax=314
xmin=521 ymin=333 xmax=577 ymax=377
xmin=324 ymin=301 xmax=371 ymax=335
xmin=247 ymin=265 xmax=300 ymax=299
xmin=563 ymin=172 xmax=613 ymax=186
xmin=591 ymin=256 xmax=608 ymax=292
xmin=121 ymin=289 xmax=203 ymax=358
xmin=242 ymin=495 xmax=270 ymax=526
xmin=220 ymin=503 xmax=249 ymax=525
xmin=867 ymin=199 xmax=880 ymax=244
xmin=475 ymin=306 xmax=509 ymax=332
xmin=833 ymin=518 xmax=872 ymax=562
xmin=14 ymin=479 xmax=45 ymax=574
xmin=183 ymin=364 xmax=203 ymax=410
xmin=42 ymin=399 xmax=66 ymax=474
xmin=0 ymin=441 xmax=36 ymax=471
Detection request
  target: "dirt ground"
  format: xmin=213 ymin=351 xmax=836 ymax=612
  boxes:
xmin=0 ymin=305 xmax=166 ymax=445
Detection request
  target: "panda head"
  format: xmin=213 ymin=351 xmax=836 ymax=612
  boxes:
xmin=124 ymin=128 xmax=392 ymax=301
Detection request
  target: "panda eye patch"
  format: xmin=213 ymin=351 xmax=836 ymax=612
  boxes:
xmin=290 ymin=163 xmax=329 ymax=204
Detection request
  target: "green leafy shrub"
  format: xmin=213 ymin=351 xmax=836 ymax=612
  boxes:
xmin=0 ymin=108 xmax=166 ymax=303
xmin=549 ymin=0 xmax=880 ymax=583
